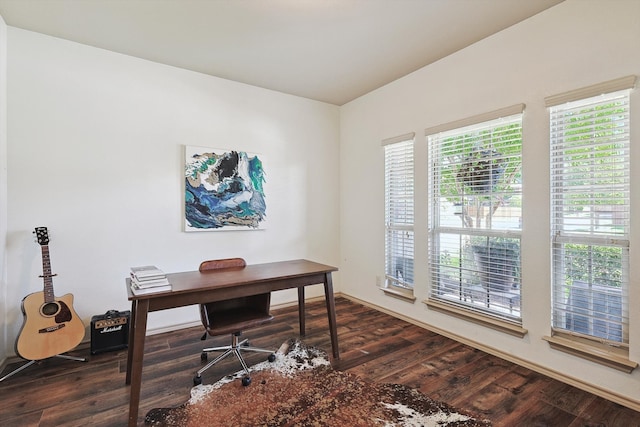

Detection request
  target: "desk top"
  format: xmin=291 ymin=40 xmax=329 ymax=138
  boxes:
xmin=126 ymin=259 xmax=337 ymax=300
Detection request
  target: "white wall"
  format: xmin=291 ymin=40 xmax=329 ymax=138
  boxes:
xmin=340 ymin=0 xmax=640 ymax=406
xmin=5 ymin=27 xmax=340 ymax=346
xmin=0 ymin=14 xmax=8 ymax=366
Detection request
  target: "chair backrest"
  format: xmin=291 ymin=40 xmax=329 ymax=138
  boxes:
xmin=199 ymin=257 xmax=246 ymax=272
xmin=198 ymin=258 xmax=272 ymax=335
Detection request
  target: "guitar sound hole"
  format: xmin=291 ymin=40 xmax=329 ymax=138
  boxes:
xmin=41 ymin=302 xmax=60 ymax=317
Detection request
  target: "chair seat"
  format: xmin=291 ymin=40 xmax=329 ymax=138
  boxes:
xmin=206 ymin=307 xmax=274 ymax=336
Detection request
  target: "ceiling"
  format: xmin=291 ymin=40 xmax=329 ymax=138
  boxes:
xmin=0 ymin=0 xmax=564 ymax=105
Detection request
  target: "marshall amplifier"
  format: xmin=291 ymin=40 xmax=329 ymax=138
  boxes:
xmin=90 ymin=310 xmax=130 ymax=354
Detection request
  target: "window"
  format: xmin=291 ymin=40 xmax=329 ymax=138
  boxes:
xmin=548 ymin=77 xmax=634 ymax=366
xmin=427 ymin=105 xmax=524 ymax=329
xmin=383 ymin=133 xmax=415 ymax=299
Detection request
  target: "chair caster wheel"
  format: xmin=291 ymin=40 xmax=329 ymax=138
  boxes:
xmin=241 ymin=376 xmax=251 ymax=386
xmin=200 ymin=352 xmax=208 ymax=361
xmin=268 ymin=353 xmax=276 ymax=362
xmin=193 ymin=375 xmax=203 ymax=386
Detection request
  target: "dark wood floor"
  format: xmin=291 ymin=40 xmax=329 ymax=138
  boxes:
xmin=1 ymin=296 xmax=639 ymax=426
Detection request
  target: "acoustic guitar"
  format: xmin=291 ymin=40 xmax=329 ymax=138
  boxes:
xmin=15 ymin=227 xmax=85 ymax=361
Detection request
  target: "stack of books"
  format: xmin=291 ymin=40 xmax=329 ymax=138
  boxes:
xmin=130 ymin=265 xmax=171 ymax=295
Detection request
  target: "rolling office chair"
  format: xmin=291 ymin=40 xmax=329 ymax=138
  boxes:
xmin=193 ymin=258 xmax=276 ymax=386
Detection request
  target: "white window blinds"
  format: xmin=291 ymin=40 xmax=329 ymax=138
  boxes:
xmin=384 ymin=134 xmax=414 ymax=290
xmin=427 ymin=108 xmax=523 ymax=323
xmin=549 ymin=87 xmax=632 ymax=345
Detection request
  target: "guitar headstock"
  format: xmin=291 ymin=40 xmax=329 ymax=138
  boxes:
xmin=34 ymin=227 xmax=49 ymax=246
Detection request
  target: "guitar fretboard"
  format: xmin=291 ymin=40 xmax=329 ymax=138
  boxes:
xmin=41 ymin=245 xmax=55 ymax=304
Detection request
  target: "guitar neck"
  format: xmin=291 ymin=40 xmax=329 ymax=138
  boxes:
xmin=40 ymin=244 xmax=56 ymax=303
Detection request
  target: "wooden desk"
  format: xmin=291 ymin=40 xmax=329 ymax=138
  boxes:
xmin=125 ymin=259 xmax=339 ymax=426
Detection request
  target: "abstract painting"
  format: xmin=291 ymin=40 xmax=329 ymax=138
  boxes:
xmin=184 ymin=145 xmax=266 ymax=231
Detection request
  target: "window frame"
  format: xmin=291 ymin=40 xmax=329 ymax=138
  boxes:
xmin=425 ymin=105 xmax=526 ymax=334
xmin=545 ymin=77 xmax=636 ymax=370
xmin=383 ymin=133 xmax=416 ymax=301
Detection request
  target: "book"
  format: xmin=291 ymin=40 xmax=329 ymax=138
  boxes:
xmin=130 ymin=265 xmax=166 ymax=281
xmin=130 ymin=282 xmax=172 ymax=295
xmin=130 ymin=276 xmax=170 ymax=288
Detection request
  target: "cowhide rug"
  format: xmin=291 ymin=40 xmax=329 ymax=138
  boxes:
xmin=145 ymin=340 xmax=491 ymax=426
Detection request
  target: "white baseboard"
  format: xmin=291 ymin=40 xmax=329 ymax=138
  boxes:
xmin=0 ymin=356 xmax=6 ymax=378
xmin=146 ymin=320 xmax=202 ymax=336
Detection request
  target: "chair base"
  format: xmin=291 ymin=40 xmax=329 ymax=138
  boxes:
xmin=193 ymin=332 xmax=275 ymax=386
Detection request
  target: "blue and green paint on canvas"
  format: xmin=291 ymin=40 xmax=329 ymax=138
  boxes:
xmin=185 ymin=146 xmax=266 ymax=231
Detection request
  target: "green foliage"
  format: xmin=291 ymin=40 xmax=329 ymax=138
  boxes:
xmin=439 ymin=123 xmax=522 ymax=201
xmin=563 ymin=244 xmax=623 ymax=287
xmin=436 ymin=122 xmax=522 ymax=231
xmin=558 ymin=101 xmax=627 ymax=208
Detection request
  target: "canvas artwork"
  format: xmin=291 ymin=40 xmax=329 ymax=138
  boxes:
xmin=184 ymin=145 xmax=267 ymax=231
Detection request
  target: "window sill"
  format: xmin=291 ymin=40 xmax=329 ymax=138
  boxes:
xmin=543 ymin=334 xmax=637 ymax=373
xmin=424 ymin=298 xmax=527 ymax=338
xmin=381 ymin=286 xmax=416 ymax=303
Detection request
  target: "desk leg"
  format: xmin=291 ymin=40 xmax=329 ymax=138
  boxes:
xmin=125 ymin=299 xmax=137 ymax=384
xmin=298 ymin=286 xmax=305 ymax=336
xmin=127 ymin=298 xmax=149 ymax=427
xmin=323 ymin=272 xmax=340 ymax=360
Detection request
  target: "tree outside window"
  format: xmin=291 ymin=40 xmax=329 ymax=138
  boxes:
xmin=428 ymin=110 xmax=523 ymax=322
